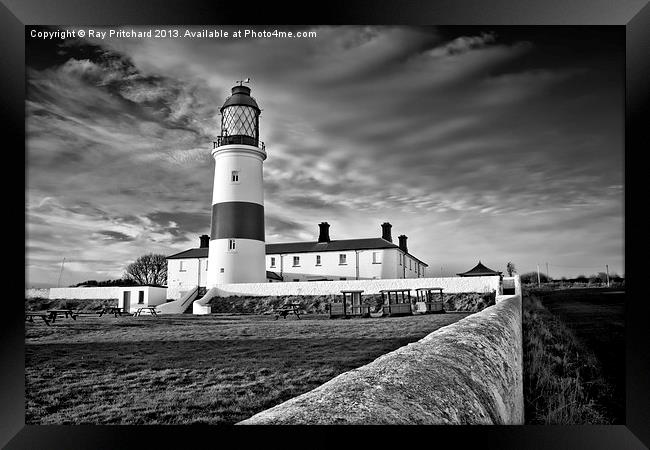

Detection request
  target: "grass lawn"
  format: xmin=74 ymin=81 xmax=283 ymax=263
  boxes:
xmin=25 ymin=312 xmax=470 ymax=424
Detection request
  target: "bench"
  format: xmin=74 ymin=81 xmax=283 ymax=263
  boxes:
xmin=46 ymin=309 xmax=78 ymax=322
xmin=133 ymin=306 xmax=159 ymax=317
xmin=274 ymin=304 xmax=302 ymax=320
xmin=98 ymin=307 xmax=127 ymax=317
xmin=25 ymin=312 xmax=51 ymax=326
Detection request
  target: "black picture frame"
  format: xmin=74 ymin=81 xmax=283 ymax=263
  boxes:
xmin=4 ymin=0 xmax=648 ymax=448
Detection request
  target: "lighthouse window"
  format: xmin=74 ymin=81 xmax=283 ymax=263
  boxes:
xmin=231 ymin=171 xmax=240 ymax=183
xmin=372 ymin=252 xmax=381 ymax=264
xmin=339 ymin=254 xmax=347 ymax=265
xmin=270 ymin=257 xmax=276 ymax=268
xmin=228 ymin=239 xmax=236 ymax=250
xmin=293 ymin=256 xmax=300 ymax=267
xmin=179 ymin=260 xmax=186 ymax=272
xmin=316 ymin=255 xmax=321 ymax=266
xmin=222 ymin=105 xmax=258 ymax=137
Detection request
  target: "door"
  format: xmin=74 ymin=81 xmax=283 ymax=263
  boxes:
xmin=123 ymin=291 xmax=131 ymax=313
xmin=198 ymin=258 xmax=208 ymax=287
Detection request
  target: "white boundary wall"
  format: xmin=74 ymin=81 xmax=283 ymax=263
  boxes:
xmin=48 ymin=287 xmax=122 ymax=299
xmin=26 ymin=288 xmax=50 ymax=299
xmin=211 ymin=276 xmax=501 ymax=297
xmin=48 ymin=286 xmax=170 ymax=302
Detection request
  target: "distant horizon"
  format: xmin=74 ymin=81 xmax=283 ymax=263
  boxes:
xmin=26 ymin=25 xmax=624 ymax=287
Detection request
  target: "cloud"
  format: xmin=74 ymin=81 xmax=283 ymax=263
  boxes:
xmin=97 ymin=230 xmax=135 ymax=242
xmin=146 ymin=211 xmax=211 ymax=235
xmin=426 ymin=32 xmax=497 ymax=57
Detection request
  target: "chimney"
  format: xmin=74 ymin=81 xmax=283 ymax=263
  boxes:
xmin=318 ymin=222 xmax=331 ymax=243
xmin=199 ymin=234 xmax=210 ymax=248
xmin=381 ymin=222 xmax=392 ymax=242
xmin=398 ymin=235 xmax=408 ymax=253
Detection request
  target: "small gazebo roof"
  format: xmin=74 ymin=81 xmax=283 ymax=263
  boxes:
xmin=457 ymin=261 xmax=502 ymax=277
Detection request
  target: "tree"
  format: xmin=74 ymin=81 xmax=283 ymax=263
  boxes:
xmin=506 ymin=261 xmax=516 ymax=277
xmin=124 ymin=253 xmax=168 ymax=286
xmin=520 ymin=271 xmax=549 ymax=284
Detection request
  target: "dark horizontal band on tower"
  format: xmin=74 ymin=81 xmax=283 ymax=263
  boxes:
xmin=210 ymin=202 xmax=265 ymax=241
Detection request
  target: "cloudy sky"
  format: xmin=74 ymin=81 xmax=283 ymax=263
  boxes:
xmin=25 ymin=25 xmax=624 ymax=287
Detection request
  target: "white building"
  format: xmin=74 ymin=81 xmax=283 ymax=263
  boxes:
xmin=166 ymin=222 xmax=427 ymax=298
xmin=265 ymin=222 xmax=427 ymax=282
xmin=116 ymin=286 xmax=168 ymax=314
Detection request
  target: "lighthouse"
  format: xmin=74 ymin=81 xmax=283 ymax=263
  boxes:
xmin=207 ymin=81 xmax=267 ymax=286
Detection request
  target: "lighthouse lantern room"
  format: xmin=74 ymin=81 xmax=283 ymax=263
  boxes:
xmin=207 ymin=81 xmax=267 ymax=286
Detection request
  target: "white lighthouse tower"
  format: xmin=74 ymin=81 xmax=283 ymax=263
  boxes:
xmin=206 ymin=81 xmax=267 ymax=286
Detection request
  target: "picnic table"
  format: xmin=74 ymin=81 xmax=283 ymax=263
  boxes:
xmin=133 ymin=306 xmax=159 ymax=317
xmin=274 ymin=303 xmax=302 ymax=320
xmin=25 ymin=312 xmax=51 ymax=326
xmin=98 ymin=306 xmax=127 ymax=317
xmin=46 ymin=309 xmax=78 ymax=322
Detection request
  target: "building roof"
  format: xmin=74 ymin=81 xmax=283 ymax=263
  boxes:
xmin=167 ymin=238 xmax=428 ymax=266
xmin=167 ymin=248 xmax=209 ymax=259
xmin=457 ymin=261 xmax=502 ymax=277
xmin=266 ymin=270 xmax=283 ymax=281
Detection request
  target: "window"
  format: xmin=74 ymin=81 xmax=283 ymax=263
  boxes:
xmin=340 ymin=277 xmax=347 ymax=280
xmin=293 ymin=279 xmax=300 ymax=282
xmin=316 ymin=255 xmax=321 ymax=266
xmin=179 ymin=260 xmax=186 ymax=272
xmin=372 ymin=252 xmax=381 ymax=264
xmin=205 ymin=260 xmax=208 ymax=270
xmin=409 ymin=259 xmax=412 ymax=270
xmin=339 ymin=254 xmax=347 ymax=265
xmin=231 ymin=170 xmax=240 ymax=183
xmin=399 ymin=254 xmax=402 ymax=266
xmin=138 ymin=291 xmax=144 ymax=304
xmin=228 ymin=239 xmax=236 ymax=251
xmin=293 ymin=256 xmax=300 ymax=267
xmin=270 ymin=257 xmax=276 ymax=268
xmin=220 ymin=268 xmax=224 ymax=273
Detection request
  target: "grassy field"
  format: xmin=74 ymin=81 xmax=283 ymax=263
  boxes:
xmin=25 ymin=312 xmax=470 ymax=424
xmin=523 ymin=287 xmax=624 ymax=424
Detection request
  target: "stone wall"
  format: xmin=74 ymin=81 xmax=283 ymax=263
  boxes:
xmin=214 ymin=276 xmax=501 ymax=297
xmin=239 ymin=294 xmax=523 ymax=425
